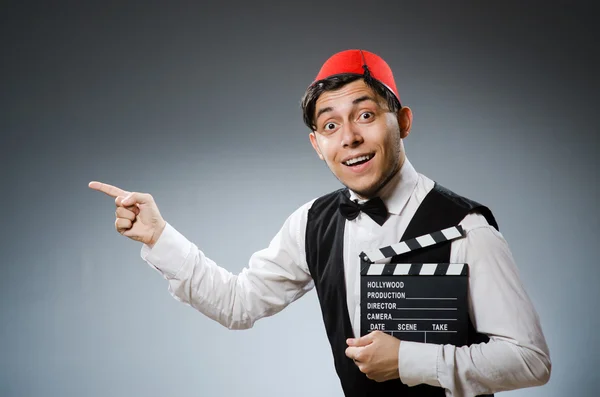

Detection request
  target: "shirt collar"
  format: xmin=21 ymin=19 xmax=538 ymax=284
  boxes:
xmin=348 ymin=158 xmax=418 ymax=215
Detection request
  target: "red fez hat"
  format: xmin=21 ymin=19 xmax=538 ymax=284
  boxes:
xmin=312 ymin=49 xmax=400 ymax=102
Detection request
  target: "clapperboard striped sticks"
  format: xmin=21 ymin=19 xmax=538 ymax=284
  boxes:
xmin=360 ymin=225 xmax=470 ymax=345
xmin=360 ymin=225 xmax=465 ymax=264
xmin=361 ymin=263 xmax=468 ymax=276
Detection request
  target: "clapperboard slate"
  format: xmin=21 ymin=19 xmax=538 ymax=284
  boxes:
xmin=360 ymin=226 xmax=469 ymax=345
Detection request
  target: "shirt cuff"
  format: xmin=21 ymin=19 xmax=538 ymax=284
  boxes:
xmin=140 ymin=222 xmax=192 ymax=279
xmin=398 ymin=341 xmax=441 ymax=387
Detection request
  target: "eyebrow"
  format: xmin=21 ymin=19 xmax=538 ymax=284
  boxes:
xmin=315 ymin=95 xmax=378 ymax=120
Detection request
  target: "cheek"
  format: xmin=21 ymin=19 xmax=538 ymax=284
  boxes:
xmin=377 ymin=136 xmax=398 ymax=168
xmin=383 ymin=128 xmax=400 ymax=152
xmin=319 ymin=142 xmax=338 ymax=163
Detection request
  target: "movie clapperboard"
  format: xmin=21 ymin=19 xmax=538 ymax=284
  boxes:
xmin=360 ymin=226 xmax=469 ymax=345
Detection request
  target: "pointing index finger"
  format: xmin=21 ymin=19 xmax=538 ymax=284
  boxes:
xmin=88 ymin=181 xmax=129 ymax=198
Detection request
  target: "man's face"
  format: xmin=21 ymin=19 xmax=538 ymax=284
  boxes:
xmin=309 ymin=79 xmax=412 ymax=199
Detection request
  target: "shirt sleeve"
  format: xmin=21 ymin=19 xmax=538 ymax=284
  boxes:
xmin=140 ymin=200 xmax=315 ymax=330
xmin=398 ymin=213 xmax=551 ymax=396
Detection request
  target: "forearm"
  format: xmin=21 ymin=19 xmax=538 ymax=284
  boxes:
xmin=167 ymin=243 xmax=309 ymax=329
xmin=399 ymin=337 xmax=550 ymax=396
xmin=141 ymin=223 xmax=254 ymax=328
xmin=162 ymin=243 xmax=263 ymax=330
xmin=438 ymin=338 xmax=550 ymax=395
xmin=142 ymin=220 xmax=313 ymax=330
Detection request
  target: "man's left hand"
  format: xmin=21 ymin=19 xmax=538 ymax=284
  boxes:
xmin=345 ymin=330 xmax=401 ymax=382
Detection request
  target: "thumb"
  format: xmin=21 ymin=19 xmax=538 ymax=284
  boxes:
xmin=348 ymin=332 xmax=375 ymax=347
xmin=122 ymin=227 xmax=141 ymax=240
xmin=122 ymin=192 xmax=153 ymax=206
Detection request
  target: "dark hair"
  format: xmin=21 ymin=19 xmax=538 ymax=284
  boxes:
xmin=300 ymin=73 xmax=401 ymax=131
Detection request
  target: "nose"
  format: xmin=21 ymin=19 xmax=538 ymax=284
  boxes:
xmin=340 ymin=122 xmax=363 ymax=148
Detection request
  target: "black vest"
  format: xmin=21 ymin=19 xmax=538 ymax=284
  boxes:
xmin=305 ymin=183 xmax=498 ymax=397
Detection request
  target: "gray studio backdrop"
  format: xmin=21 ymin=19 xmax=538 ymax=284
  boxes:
xmin=1 ymin=2 xmax=598 ymax=396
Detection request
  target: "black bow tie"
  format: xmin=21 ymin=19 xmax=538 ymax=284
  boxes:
xmin=339 ymin=195 xmax=389 ymax=226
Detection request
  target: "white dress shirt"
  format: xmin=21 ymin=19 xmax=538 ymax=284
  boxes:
xmin=140 ymin=158 xmax=551 ymax=396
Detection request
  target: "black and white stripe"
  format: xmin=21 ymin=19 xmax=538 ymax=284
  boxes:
xmin=360 ymin=225 xmax=465 ymax=264
xmin=361 ymin=263 xmax=468 ymax=276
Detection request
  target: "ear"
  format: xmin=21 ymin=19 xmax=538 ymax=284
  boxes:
xmin=397 ymin=106 xmax=413 ymax=139
xmin=309 ymin=132 xmax=324 ymax=160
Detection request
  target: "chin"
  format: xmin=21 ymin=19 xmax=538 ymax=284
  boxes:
xmin=346 ymin=182 xmax=380 ymax=199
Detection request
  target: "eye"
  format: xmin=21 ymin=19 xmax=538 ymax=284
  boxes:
xmin=324 ymin=122 xmax=337 ymax=131
xmin=360 ymin=111 xmax=373 ymax=120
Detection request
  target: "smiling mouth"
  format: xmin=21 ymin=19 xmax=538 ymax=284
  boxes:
xmin=343 ymin=154 xmax=374 ymax=166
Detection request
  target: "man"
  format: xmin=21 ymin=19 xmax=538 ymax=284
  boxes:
xmin=89 ymin=49 xmax=551 ymax=396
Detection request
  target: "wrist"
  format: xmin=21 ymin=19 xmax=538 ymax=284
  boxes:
xmin=149 ymin=220 xmax=167 ymax=248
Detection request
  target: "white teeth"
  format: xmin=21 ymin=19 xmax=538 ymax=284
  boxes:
xmin=344 ymin=154 xmax=372 ymax=166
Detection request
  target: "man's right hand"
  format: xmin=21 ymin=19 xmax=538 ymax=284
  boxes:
xmin=88 ymin=181 xmax=167 ymax=247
